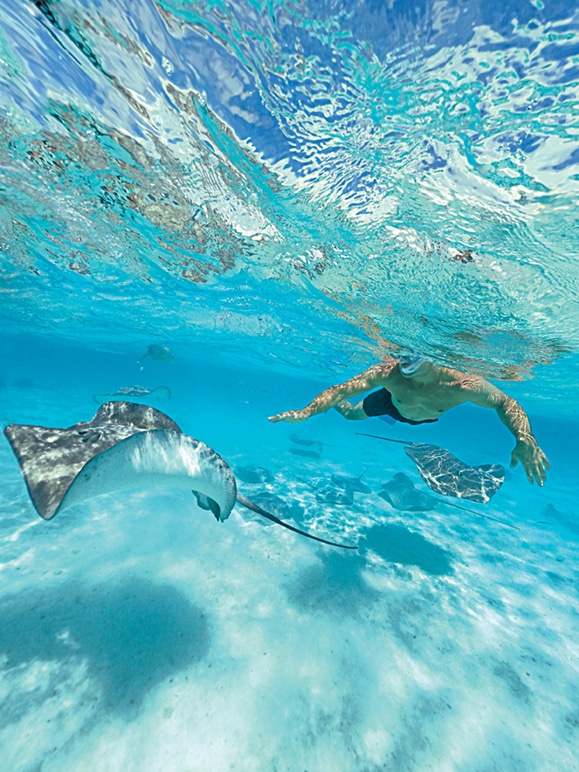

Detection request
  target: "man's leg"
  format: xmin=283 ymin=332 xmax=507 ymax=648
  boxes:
xmin=333 ymin=399 xmax=368 ymax=420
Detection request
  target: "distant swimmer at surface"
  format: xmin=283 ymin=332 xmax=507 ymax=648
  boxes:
xmin=268 ymin=354 xmax=550 ymax=486
xmin=137 ymin=345 xmax=176 ymax=370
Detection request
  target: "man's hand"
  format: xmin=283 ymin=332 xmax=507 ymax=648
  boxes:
xmin=510 ymin=437 xmax=551 ymax=486
xmin=268 ymin=409 xmax=311 ymax=423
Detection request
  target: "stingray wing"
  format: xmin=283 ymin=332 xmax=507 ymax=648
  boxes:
xmin=91 ymin=402 xmax=181 ymax=432
xmin=60 ymin=430 xmax=237 ymax=522
xmin=404 ymin=443 xmax=505 ymax=504
xmin=4 ymin=401 xmax=183 ymax=519
xmin=4 ymin=421 xmax=143 ymax=519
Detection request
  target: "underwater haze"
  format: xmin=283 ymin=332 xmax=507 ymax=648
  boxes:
xmin=1 ymin=0 xmax=579 ymax=770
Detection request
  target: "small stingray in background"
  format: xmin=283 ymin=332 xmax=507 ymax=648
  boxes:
xmin=541 ymin=503 xmax=562 ymax=522
xmin=358 ymin=433 xmax=505 ymax=503
xmin=379 ymin=472 xmax=517 ymax=528
xmin=235 ymin=465 xmax=273 ymax=484
xmin=536 ymin=503 xmax=579 ymax=534
xmin=315 ymin=483 xmax=354 ymax=506
xmin=137 ymin=345 xmax=176 ymax=370
xmin=331 ymin=471 xmax=372 ymax=495
xmin=294 ymin=475 xmax=355 ymax=506
xmin=379 ymin=473 xmax=435 ymax=512
xmin=290 ymin=447 xmax=321 ymax=460
xmin=93 ymin=386 xmax=171 ymax=405
xmin=239 ymin=491 xmax=293 ymax=527
xmin=290 ymin=433 xmax=325 ymax=454
xmin=4 ymin=402 xmax=356 ymax=550
xmin=12 ymin=378 xmax=37 ymax=389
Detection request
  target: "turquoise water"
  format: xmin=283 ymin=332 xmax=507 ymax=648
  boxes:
xmin=1 ymin=1 xmax=578 ymax=770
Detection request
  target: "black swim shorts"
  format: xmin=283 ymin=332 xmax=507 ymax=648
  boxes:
xmin=362 ymin=388 xmax=438 ymax=426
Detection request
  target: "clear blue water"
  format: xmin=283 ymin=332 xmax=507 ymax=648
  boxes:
xmin=1 ymin=1 xmax=578 ymax=769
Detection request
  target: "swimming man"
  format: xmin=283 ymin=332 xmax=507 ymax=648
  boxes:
xmin=268 ymin=355 xmax=550 ymax=486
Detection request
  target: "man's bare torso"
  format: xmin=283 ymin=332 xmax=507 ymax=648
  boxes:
xmin=376 ymin=362 xmax=478 ymax=422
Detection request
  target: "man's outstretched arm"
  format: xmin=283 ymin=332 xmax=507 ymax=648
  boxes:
xmin=465 ymin=377 xmax=550 ymax=486
xmin=268 ymin=362 xmax=396 ymax=423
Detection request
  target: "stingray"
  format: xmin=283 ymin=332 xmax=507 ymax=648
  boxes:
xmin=331 ymin=471 xmax=372 ymax=495
xmin=238 ymin=491 xmax=293 ymax=527
xmin=380 ymin=473 xmax=435 ymax=512
xmin=4 ymin=402 xmax=356 ymax=550
xmin=290 ymin=433 xmax=325 ymax=454
xmin=315 ymin=483 xmax=354 ymax=506
xmin=290 ymin=447 xmax=321 ymax=460
xmin=13 ymin=377 xmax=37 ymax=389
xmin=379 ymin=472 xmax=517 ymax=528
xmin=357 ymin=433 xmax=505 ymax=504
xmin=235 ymin=465 xmax=273 ymax=484
xmin=92 ymin=385 xmax=172 ymax=405
xmin=294 ymin=475 xmax=355 ymax=506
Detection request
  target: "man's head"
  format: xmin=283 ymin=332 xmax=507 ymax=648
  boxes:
xmin=397 ymin=353 xmax=423 ymax=377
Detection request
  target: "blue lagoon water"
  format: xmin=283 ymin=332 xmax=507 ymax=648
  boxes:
xmin=1 ymin=1 xmax=578 ymax=769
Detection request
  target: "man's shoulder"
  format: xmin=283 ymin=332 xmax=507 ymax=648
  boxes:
xmin=352 ymin=360 xmax=397 ymax=386
xmin=447 ymin=369 xmax=489 ymax=392
xmin=373 ymin=359 xmax=398 ymax=378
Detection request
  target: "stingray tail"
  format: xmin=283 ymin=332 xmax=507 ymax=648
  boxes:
xmin=441 ymin=500 xmax=519 ymax=530
xmin=236 ymin=493 xmax=358 ymax=550
xmin=356 ymin=432 xmax=410 ymax=446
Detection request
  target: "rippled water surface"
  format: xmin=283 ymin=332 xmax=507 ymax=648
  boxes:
xmin=1 ymin=1 xmax=578 ymax=770
xmin=1 ymin=0 xmax=578 ymax=377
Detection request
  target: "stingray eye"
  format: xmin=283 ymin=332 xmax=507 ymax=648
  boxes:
xmin=77 ymin=429 xmax=102 ymax=443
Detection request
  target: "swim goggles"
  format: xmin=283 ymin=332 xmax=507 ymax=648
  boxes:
xmin=393 ymin=353 xmax=423 ymax=375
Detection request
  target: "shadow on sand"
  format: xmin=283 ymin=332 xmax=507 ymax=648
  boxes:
xmin=0 ymin=576 xmax=211 ymax=724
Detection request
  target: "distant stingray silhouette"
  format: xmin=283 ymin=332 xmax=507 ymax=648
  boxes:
xmin=331 ymin=471 xmax=372 ymax=495
xmin=4 ymin=402 xmax=356 ymax=550
xmin=358 ymin=433 xmax=505 ymax=504
xmin=92 ymin=385 xmax=171 ymax=405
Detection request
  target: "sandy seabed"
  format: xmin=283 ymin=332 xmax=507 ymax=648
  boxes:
xmin=0 ymin=383 xmax=577 ymax=772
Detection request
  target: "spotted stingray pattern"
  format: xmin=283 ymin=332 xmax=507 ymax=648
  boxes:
xmin=4 ymin=402 xmax=182 ymax=519
xmin=404 ymin=443 xmax=505 ymax=504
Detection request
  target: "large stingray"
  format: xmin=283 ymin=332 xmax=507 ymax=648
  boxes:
xmin=4 ymin=402 xmax=356 ymax=550
xmin=358 ymin=433 xmax=505 ymax=504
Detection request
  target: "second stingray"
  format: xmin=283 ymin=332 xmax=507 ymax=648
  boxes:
xmin=358 ymin=433 xmax=505 ymax=504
